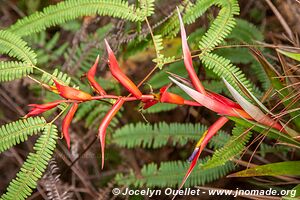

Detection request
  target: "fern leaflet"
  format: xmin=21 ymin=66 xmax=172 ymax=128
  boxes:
xmin=0 ymin=117 xmax=47 ymax=153
xmin=113 ymin=122 xmax=227 ymax=149
xmin=0 ymin=61 xmax=33 ymax=82
xmin=198 ymin=0 xmax=240 ymax=53
xmin=40 ymin=68 xmax=72 ymax=87
xmin=1 ymin=124 xmax=58 ymax=200
xmin=115 ymin=159 xmax=235 ymax=188
xmin=200 ymin=52 xmax=260 ymax=97
xmin=8 ymin=0 xmax=154 ymax=37
xmin=0 ymin=30 xmax=37 ymax=65
xmin=139 ymin=0 xmax=155 ymax=17
xmin=228 ymin=18 xmax=263 ymax=43
xmin=184 ymin=0 xmax=215 ymax=25
xmin=202 ymin=125 xmax=252 ymax=169
xmin=151 ymin=34 xmax=175 ymax=69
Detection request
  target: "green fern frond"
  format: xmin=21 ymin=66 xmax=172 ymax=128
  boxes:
xmin=115 ymin=159 xmax=235 ymax=188
xmin=214 ymin=47 xmax=253 ymax=64
xmin=139 ymin=0 xmax=155 ymax=17
xmin=147 ymin=61 xmax=187 ymax=89
xmin=113 ymin=122 xmax=227 ymax=149
xmin=151 ymin=35 xmax=175 ymax=69
xmin=40 ymin=68 xmax=72 ymax=86
xmin=26 ymin=31 xmax=69 ymax=65
xmin=74 ymin=100 xmax=102 ymax=122
xmin=0 ymin=117 xmax=47 ymax=153
xmin=0 ymin=61 xmax=33 ymax=82
xmin=200 ymin=52 xmax=259 ymax=96
xmin=1 ymin=124 xmax=58 ymax=200
xmin=184 ymin=0 xmax=216 ymax=25
xmin=8 ymin=0 xmax=154 ymax=37
xmin=202 ymin=125 xmax=252 ymax=169
xmin=159 ymin=0 xmax=209 ymax=37
xmin=64 ymin=24 xmax=112 ymax=74
xmin=74 ymin=100 xmax=120 ymax=130
xmin=158 ymin=8 xmax=179 ymax=38
xmin=208 ymin=131 xmax=231 ymax=150
xmin=259 ymin=143 xmax=290 ymax=158
xmin=198 ymin=0 xmax=240 ymax=53
xmin=250 ymin=62 xmax=270 ymax=91
xmin=153 ymin=35 xmax=164 ymax=55
xmin=228 ymin=18 xmax=263 ymax=43
xmin=0 ymin=30 xmax=37 ymax=65
xmin=144 ymin=103 xmax=178 ymax=113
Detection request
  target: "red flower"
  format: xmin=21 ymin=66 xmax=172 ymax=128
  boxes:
xmin=62 ymin=103 xmax=78 ymax=149
xmin=87 ymin=55 xmax=107 ymax=95
xmin=25 ymin=100 xmax=64 ymax=118
xmin=98 ymin=98 xmax=125 ymax=169
xmin=53 ymin=80 xmax=92 ymax=101
xmin=105 ymin=40 xmax=142 ymax=99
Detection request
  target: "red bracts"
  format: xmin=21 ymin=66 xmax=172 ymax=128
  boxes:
xmin=105 ymin=40 xmax=142 ymax=99
xmin=177 ymin=8 xmax=206 ymax=95
xmin=98 ymin=98 xmax=125 ymax=169
xmin=176 ymin=117 xmax=229 ymax=196
xmin=53 ymin=80 xmax=92 ymax=101
xmin=87 ymin=55 xmax=107 ymax=95
xmin=25 ymin=100 xmax=65 ymax=118
xmin=62 ymin=103 xmax=78 ymax=149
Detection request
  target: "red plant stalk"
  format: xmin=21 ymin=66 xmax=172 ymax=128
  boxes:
xmin=53 ymin=80 xmax=92 ymax=101
xmin=98 ymin=98 xmax=125 ymax=169
xmin=105 ymin=39 xmax=142 ymax=99
xmin=62 ymin=103 xmax=78 ymax=149
xmin=87 ymin=55 xmax=107 ymax=95
xmin=174 ymin=116 xmax=229 ymax=199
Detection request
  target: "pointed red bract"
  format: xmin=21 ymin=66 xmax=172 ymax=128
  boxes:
xmin=53 ymin=80 xmax=92 ymax=101
xmin=25 ymin=100 xmax=64 ymax=118
xmin=170 ymin=77 xmax=251 ymax=119
xmin=98 ymin=98 xmax=125 ymax=169
xmin=208 ymin=92 xmax=242 ymax=109
xmin=142 ymin=99 xmax=158 ymax=109
xmin=105 ymin=40 xmax=142 ymax=99
xmin=87 ymin=55 xmax=107 ymax=95
xmin=174 ymin=117 xmax=228 ymax=199
xmin=62 ymin=103 xmax=78 ymax=149
xmin=177 ymin=8 xmax=206 ymax=95
xmin=160 ymin=86 xmax=185 ymax=105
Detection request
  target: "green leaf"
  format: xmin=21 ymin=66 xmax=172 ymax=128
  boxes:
xmin=228 ymin=161 xmax=300 ymax=177
xmin=283 ymin=184 xmax=300 ymax=199
xmin=277 ymin=49 xmax=300 ymax=62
